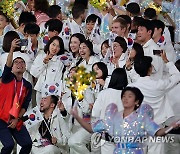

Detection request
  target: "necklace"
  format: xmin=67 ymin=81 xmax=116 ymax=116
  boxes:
xmin=41 ymin=117 xmax=51 ymax=137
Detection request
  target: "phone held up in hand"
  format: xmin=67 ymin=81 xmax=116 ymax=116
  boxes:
xmin=19 ymin=39 xmax=28 ymax=47
xmin=19 ymin=39 xmax=28 ymax=52
xmin=153 ymin=50 xmax=163 ymax=56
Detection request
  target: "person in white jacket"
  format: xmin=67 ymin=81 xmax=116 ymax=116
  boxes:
xmin=128 ymin=54 xmax=180 ymax=154
xmin=136 ymin=19 xmax=165 ymax=80
xmin=30 ymin=95 xmax=70 ymax=154
xmin=78 ymin=40 xmax=99 ymax=72
xmin=125 ymin=42 xmax=144 ymax=83
xmin=92 ymin=68 xmax=128 ymax=154
xmin=108 ymin=36 xmax=128 ymax=75
xmin=58 ymin=67 xmax=95 ymax=154
xmin=60 ymin=4 xmax=86 ymax=50
xmin=165 ymin=59 xmax=180 ymax=154
xmin=151 ymin=19 xmax=176 ymax=63
xmin=30 ymin=36 xmax=64 ymax=105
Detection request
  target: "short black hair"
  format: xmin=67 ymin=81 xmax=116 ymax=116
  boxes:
xmin=18 ymin=11 xmax=36 ymax=26
xmin=108 ymin=68 xmax=128 ymax=90
xmin=131 ymin=16 xmax=144 ymax=31
xmin=50 ymin=95 xmax=59 ymax=107
xmin=3 ymin=31 xmax=20 ymax=53
xmin=134 ymin=56 xmax=152 ymax=77
xmin=48 ymin=5 xmax=61 ymax=19
xmin=121 ymin=86 xmax=144 ymax=110
xmin=86 ymin=14 xmax=101 ymax=25
xmin=45 ymin=19 xmax=63 ymax=33
xmin=138 ymin=19 xmax=154 ymax=37
xmin=114 ymin=36 xmax=127 ymax=53
xmin=151 ymin=19 xmax=165 ymax=35
xmin=126 ymin=2 xmax=140 ymax=16
xmin=44 ymin=36 xmax=64 ymax=56
xmin=92 ymin=62 xmax=108 ymax=80
xmin=74 ymin=0 xmax=88 ymax=8
xmin=144 ymin=8 xmax=157 ymax=20
xmin=24 ymin=23 xmax=40 ymax=35
xmin=72 ymin=4 xmax=86 ymax=19
xmin=34 ymin=0 xmax=49 ymax=13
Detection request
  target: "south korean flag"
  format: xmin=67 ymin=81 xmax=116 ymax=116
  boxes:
xmin=24 ymin=106 xmax=44 ymax=129
xmin=60 ymin=18 xmax=72 ymax=50
xmin=108 ymin=32 xmax=118 ymax=47
xmin=61 ymin=18 xmax=72 ymax=40
xmin=89 ymin=19 xmax=101 ymax=44
xmin=41 ymin=81 xmax=62 ymax=98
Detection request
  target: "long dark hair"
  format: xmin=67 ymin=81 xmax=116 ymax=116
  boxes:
xmin=69 ymin=33 xmax=86 ymax=56
xmin=44 ymin=36 xmax=64 ymax=56
xmin=92 ymin=62 xmax=108 ymax=80
xmin=2 ymin=31 xmax=20 ymax=53
xmin=132 ymin=42 xmax=144 ymax=60
xmin=108 ymin=68 xmax=128 ymax=90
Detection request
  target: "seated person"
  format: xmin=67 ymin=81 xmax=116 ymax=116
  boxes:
xmin=29 ymin=95 xmax=70 ymax=154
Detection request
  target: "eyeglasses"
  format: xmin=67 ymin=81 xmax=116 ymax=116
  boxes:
xmin=13 ymin=61 xmax=25 ymax=65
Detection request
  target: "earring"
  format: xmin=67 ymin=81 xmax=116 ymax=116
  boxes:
xmin=136 ymin=104 xmax=139 ymax=107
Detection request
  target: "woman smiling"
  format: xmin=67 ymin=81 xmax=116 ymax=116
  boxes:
xmin=30 ymin=36 xmax=64 ymax=105
xmin=78 ymin=40 xmax=99 ymax=72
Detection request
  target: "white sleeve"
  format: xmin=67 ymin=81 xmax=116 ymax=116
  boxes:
xmin=126 ymin=67 xmax=140 ymax=83
xmin=30 ymin=53 xmax=47 ymax=78
xmin=78 ymin=88 xmax=95 ymax=113
xmin=56 ymin=116 xmax=70 ymax=146
xmin=92 ymin=92 xmax=103 ymax=118
xmin=156 ymin=62 xmax=180 ymax=90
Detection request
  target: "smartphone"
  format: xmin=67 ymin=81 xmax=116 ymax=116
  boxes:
xmin=153 ymin=50 xmax=162 ymax=56
xmin=19 ymin=39 xmax=28 ymax=47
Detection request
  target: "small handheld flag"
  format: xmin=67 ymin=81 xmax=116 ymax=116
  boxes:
xmin=24 ymin=106 xmax=44 ymax=129
xmin=89 ymin=19 xmax=101 ymax=44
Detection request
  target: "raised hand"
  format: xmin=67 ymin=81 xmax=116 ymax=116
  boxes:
xmin=160 ymin=50 xmax=169 ymax=63
xmin=10 ymin=38 xmax=20 ymax=53
xmin=58 ymin=101 xmax=65 ymax=112
xmin=43 ymin=53 xmax=54 ymax=64
xmin=70 ymin=107 xmax=78 ymax=118
xmin=125 ymin=58 xmax=132 ymax=70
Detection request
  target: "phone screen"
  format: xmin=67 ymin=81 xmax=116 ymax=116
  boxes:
xmin=20 ymin=39 xmax=28 ymax=47
xmin=153 ymin=50 xmax=162 ymax=56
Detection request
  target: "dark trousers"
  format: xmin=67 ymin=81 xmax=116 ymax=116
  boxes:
xmin=0 ymin=119 xmax=32 ymax=154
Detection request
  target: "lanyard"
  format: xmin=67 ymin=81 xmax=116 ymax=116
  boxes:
xmin=14 ymin=79 xmax=24 ymax=100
